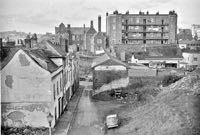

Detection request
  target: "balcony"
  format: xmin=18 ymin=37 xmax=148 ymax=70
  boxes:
xmin=122 ymin=22 xmax=169 ymax=26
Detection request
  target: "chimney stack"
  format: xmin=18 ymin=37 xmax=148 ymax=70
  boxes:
xmin=67 ymin=24 xmax=71 ymax=29
xmin=25 ymin=35 xmax=31 ymax=48
xmin=98 ymin=15 xmax=101 ymax=32
xmin=0 ymin=38 xmax=2 ymax=53
xmin=90 ymin=20 xmax=93 ymax=28
xmin=83 ymin=24 xmax=86 ymax=33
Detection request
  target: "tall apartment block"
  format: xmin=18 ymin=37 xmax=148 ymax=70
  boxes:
xmin=106 ymin=10 xmax=178 ymax=46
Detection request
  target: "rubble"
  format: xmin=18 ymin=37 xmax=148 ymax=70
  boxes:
xmin=1 ymin=127 xmax=49 ymax=135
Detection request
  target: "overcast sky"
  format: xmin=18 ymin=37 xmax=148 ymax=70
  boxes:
xmin=0 ymin=0 xmax=199 ymax=34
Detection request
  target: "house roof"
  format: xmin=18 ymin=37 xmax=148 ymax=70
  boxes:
xmin=24 ymin=49 xmax=60 ymax=72
xmin=179 ymin=40 xmax=200 ymax=44
xmin=91 ymin=53 xmax=129 ymax=68
xmin=182 ymin=49 xmax=200 ymax=54
xmin=1 ymin=47 xmax=61 ymax=73
xmin=55 ymin=26 xmax=90 ymax=35
xmin=1 ymin=47 xmax=22 ymax=70
xmin=71 ymin=27 xmax=90 ymax=35
xmin=37 ymin=40 xmax=66 ymax=57
xmin=86 ymin=27 xmax=97 ymax=34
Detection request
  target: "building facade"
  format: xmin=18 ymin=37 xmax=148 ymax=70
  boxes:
xmin=182 ymin=51 xmax=200 ymax=67
xmin=55 ymin=21 xmax=96 ymax=52
xmin=92 ymin=53 xmax=129 ymax=90
xmin=1 ymin=39 xmax=80 ymax=128
xmin=106 ymin=10 xmax=178 ymax=46
xmin=191 ymin=24 xmax=200 ymax=40
xmin=91 ymin=16 xmax=107 ymax=54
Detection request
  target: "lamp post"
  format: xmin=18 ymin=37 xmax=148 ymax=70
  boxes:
xmin=47 ymin=112 xmax=53 ymax=135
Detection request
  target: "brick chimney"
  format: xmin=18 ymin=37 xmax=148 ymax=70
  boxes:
xmin=67 ymin=24 xmax=72 ymax=45
xmin=59 ymin=36 xmax=68 ymax=53
xmin=90 ymin=20 xmax=93 ymax=28
xmin=0 ymin=38 xmax=2 ymax=53
xmin=67 ymin=24 xmax=71 ymax=29
xmin=25 ymin=35 xmax=31 ymax=48
xmin=98 ymin=15 xmax=101 ymax=32
xmin=83 ymin=24 xmax=86 ymax=34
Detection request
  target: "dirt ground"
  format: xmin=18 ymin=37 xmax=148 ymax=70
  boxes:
xmin=93 ymin=70 xmax=200 ymax=135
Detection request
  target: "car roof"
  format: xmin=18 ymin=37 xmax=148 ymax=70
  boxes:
xmin=107 ymin=114 xmax=117 ymax=118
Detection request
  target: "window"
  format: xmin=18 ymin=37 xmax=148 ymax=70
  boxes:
xmin=53 ymin=84 xmax=56 ymax=100
xmin=57 ymin=81 xmax=59 ymax=95
xmin=72 ymin=35 xmax=75 ymax=40
xmin=112 ymin=25 xmax=116 ymax=30
xmin=112 ymin=18 xmax=116 ymax=23
xmin=194 ymin=57 xmax=197 ymax=61
xmin=60 ymin=77 xmax=62 ymax=91
xmin=136 ymin=18 xmax=140 ymax=23
xmin=97 ymin=39 xmax=102 ymax=44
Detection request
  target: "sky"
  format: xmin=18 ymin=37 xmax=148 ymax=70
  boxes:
xmin=0 ymin=0 xmax=199 ymax=34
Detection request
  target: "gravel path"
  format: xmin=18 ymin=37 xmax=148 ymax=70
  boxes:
xmin=69 ymin=81 xmax=104 ymax=135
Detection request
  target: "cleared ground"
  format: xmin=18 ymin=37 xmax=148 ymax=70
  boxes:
xmin=93 ymin=70 xmax=200 ymax=135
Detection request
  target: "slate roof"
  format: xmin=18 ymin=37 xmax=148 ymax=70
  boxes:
xmin=71 ymin=27 xmax=90 ymax=35
xmin=91 ymin=53 xmax=129 ymax=68
xmin=86 ymin=27 xmax=97 ymax=35
xmin=55 ymin=27 xmax=90 ymax=35
xmin=1 ymin=47 xmax=61 ymax=73
xmin=37 ymin=40 xmax=66 ymax=57
xmin=1 ymin=47 xmax=22 ymax=70
xmin=24 ymin=49 xmax=60 ymax=72
xmin=179 ymin=40 xmax=200 ymax=44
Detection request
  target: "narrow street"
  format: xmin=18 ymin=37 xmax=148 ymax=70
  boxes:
xmin=68 ymin=81 xmax=105 ymax=135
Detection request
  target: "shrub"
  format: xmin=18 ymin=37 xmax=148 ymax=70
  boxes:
xmin=162 ymin=75 xmax=182 ymax=87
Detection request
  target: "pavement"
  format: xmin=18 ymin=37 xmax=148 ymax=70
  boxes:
xmin=68 ymin=81 xmax=105 ymax=135
xmin=53 ymin=84 xmax=83 ymax=135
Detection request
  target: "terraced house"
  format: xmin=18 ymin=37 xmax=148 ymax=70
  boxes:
xmin=1 ymin=38 xmax=79 ymax=128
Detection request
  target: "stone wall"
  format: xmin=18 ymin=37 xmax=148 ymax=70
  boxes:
xmin=93 ymin=77 xmax=129 ymax=95
xmin=93 ymin=69 xmax=128 ymax=90
xmin=128 ymin=68 xmax=157 ymax=77
xmin=1 ymin=102 xmax=51 ymax=127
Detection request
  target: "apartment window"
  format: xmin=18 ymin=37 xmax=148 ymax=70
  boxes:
xmin=121 ymin=19 xmax=124 ymax=23
xmin=122 ymin=25 xmax=125 ymax=30
xmin=112 ymin=25 xmax=116 ymax=30
xmin=194 ymin=57 xmax=197 ymax=61
xmin=57 ymin=81 xmax=59 ymax=95
xmin=112 ymin=18 xmax=116 ymax=23
xmin=53 ymin=84 xmax=56 ymax=100
xmin=97 ymin=39 xmax=102 ymax=44
xmin=129 ymin=18 xmax=134 ymax=23
xmin=136 ymin=18 xmax=140 ymax=23
xmin=72 ymin=35 xmax=75 ymax=40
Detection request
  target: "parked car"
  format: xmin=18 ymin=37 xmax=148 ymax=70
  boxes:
xmin=105 ymin=114 xmax=120 ymax=129
xmin=87 ymin=74 xmax=93 ymax=82
xmin=79 ymin=76 xmax=86 ymax=81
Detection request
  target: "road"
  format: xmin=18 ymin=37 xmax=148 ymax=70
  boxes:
xmin=68 ymin=81 xmax=105 ymax=135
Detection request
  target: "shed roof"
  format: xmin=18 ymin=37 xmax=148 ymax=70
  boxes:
xmin=91 ymin=53 xmax=129 ymax=68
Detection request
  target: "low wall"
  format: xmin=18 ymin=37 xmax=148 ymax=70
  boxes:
xmin=94 ymin=77 xmax=129 ymax=95
xmin=128 ymin=68 xmax=157 ymax=77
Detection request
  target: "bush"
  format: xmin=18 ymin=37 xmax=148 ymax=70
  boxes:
xmin=162 ymin=75 xmax=182 ymax=87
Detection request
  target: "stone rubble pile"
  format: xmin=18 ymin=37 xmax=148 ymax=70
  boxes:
xmin=1 ymin=126 xmax=49 ymax=135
